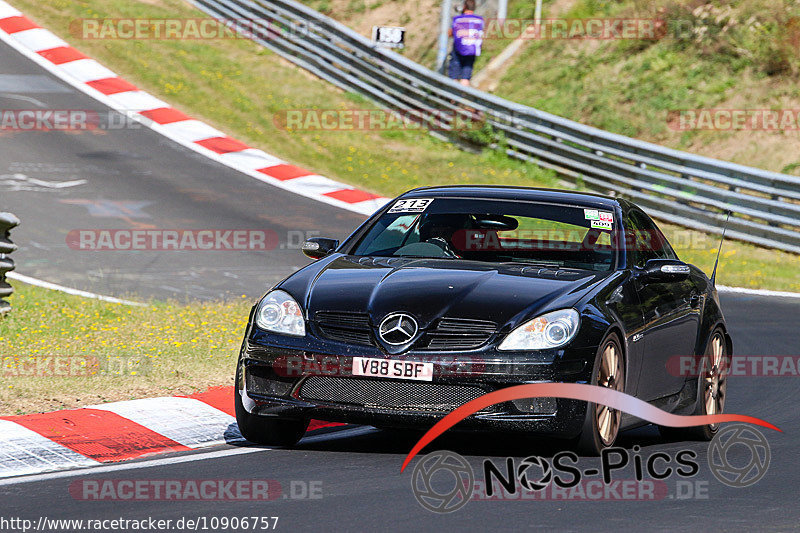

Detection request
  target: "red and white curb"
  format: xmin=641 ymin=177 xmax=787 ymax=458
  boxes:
xmin=0 ymin=386 xmax=345 ymax=479
xmin=0 ymin=1 xmax=389 ymax=216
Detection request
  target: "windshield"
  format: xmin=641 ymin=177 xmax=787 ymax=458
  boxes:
xmin=350 ymin=198 xmax=618 ymax=271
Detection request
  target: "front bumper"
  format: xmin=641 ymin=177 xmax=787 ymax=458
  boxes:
xmin=238 ymin=334 xmax=596 ymax=438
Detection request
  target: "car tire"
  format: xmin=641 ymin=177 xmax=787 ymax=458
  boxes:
xmin=234 ymin=363 xmax=308 ymax=447
xmin=576 ymin=332 xmax=625 ymax=456
xmin=659 ymin=328 xmax=727 ymax=442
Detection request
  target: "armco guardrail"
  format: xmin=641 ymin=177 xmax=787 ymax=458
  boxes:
xmin=193 ymin=0 xmax=800 ymax=254
xmin=0 ymin=212 xmax=19 ymax=315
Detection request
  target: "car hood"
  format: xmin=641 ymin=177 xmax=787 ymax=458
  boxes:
xmin=280 ymin=255 xmax=610 ymax=332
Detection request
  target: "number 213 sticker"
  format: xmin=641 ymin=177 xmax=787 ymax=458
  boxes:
xmin=388 ymin=198 xmax=434 ymax=213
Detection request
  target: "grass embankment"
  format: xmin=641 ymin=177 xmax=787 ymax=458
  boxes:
xmin=493 ymin=0 xmax=800 ymax=176
xmin=0 ymin=282 xmax=249 ymax=415
xmin=9 ymin=0 xmax=800 ymax=292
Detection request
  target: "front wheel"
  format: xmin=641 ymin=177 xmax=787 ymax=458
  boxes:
xmin=234 ymin=364 xmax=308 ymax=447
xmin=660 ymin=328 xmax=727 ymax=441
xmin=576 ymin=333 xmax=625 ymax=455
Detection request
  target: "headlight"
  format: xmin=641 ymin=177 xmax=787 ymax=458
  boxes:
xmin=255 ymin=290 xmax=306 ymax=336
xmin=498 ymin=309 xmax=580 ymax=351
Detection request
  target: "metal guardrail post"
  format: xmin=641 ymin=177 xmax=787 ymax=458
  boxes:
xmin=0 ymin=212 xmax=19 ymax=315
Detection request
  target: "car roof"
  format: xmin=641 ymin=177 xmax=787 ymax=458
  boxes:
xmin=399 ymin=185 xmax=623 ymax=210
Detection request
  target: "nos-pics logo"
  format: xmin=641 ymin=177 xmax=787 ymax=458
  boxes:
xmin=410 ymin=424 xmax=770 ymax=513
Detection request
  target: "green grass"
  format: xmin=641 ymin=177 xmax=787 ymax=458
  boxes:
xmin=470 ymin=0 xmax=539 ymax=73
xmin=659 ymin=223 xmax=799 ymax=291
xmin=0 ymin=282 xmax=249 ymax=415
xmin=492 ymin=0 xmax=800 ymax=173
xmin=10 ymin=0 xmax=799 ymax=294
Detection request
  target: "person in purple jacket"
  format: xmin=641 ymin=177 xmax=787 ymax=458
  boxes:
xmin=448 ymin=0 xmax=484 ymax=86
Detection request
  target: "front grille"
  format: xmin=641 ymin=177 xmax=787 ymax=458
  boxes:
xmin=315 ymin=311 xmax=373 ymax=346
xmin=423 ymin=318 xmax=497 ymax=350
xmin=298 ymin=376 xmax=490 ymax=412
xmin=314 ymin=313 xmax=497 ymax=351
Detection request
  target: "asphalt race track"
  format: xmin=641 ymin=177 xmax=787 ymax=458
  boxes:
xmin=2 ymin=36 xmax=800 ymax=532
xmin=0 ymin=39 xmax=363 ymax=302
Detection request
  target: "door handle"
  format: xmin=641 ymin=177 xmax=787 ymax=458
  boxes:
xmin=689 ymin=292 xmax=701 ymax=308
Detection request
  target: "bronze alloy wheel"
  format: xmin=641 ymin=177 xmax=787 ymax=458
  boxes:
xmin=659 ymin=328 xmax=728 ymax=441
xmin=596 ymin=338 xmax=625 ymax=446
xmin=578 ymin=333 xmax=625 ymax=454
xmin=704 ymin=331 xmax=727 ymax=430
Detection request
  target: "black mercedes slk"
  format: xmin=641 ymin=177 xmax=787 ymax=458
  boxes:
xmin=235 ymin=186 xmax=731 ymax=453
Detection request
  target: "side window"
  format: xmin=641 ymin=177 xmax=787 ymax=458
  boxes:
xmin=624 ymin=211 xmax=645 ymax=268
xmin=626 ymin=209 xmax=677 ymax=267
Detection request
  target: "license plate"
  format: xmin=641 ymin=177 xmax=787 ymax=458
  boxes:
xmin=351 ymin=357 xmax=433 ymax=381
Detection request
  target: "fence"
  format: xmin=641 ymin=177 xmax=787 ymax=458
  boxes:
xmin=192 ymin=0 xmax=800 ymax=254
xmin=0 ymin=212 xmax=18 ymax=314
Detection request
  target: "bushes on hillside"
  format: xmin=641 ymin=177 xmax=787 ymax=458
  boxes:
xmin=661 ymin=1 xmax=800 ymax=76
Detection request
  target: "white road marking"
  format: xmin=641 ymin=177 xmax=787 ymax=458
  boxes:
xmin=24 ymin=177 xmax=87 ymax=188
xmin=717 ymin=285 xmax=800 ymax=300
xmin=0 ymin=92 xmax=46 ymax=107
xmin=6 ymin=272 xmax=146 ymax=306
xmin=0 ymin=174 xmax=86 ymax=189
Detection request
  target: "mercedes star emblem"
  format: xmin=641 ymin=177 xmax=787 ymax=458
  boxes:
xmin=378 ymin=313 xmax=419 ymax=345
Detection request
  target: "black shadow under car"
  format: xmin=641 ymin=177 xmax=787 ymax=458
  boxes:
xmin=235 ymin=186 xmax=731 ymax=454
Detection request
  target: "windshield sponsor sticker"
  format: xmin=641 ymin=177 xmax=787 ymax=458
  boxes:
xmin=584 ymin=209 xmax=614 ymax=223
xmin=591 ymin=220 xmax=613 ymax=230
xmin=389 ymin=198 xmax=434 ymax=213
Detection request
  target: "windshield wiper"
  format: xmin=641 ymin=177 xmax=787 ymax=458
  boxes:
xmin=500 ymin=260 xmax=561 ymax=268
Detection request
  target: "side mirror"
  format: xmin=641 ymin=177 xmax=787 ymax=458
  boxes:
xmin=302 ymin=237 xmax=339 ymax=260
xmin=639 ymin=259 xmax=691 ymax=283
